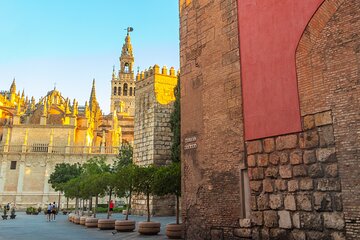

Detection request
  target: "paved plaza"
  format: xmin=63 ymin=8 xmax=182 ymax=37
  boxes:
xmin=0 ymin=212 xmax=177 ymax=240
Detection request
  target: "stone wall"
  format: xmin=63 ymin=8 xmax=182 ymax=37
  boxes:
xmin=132 ymin=67 xmax=177 ymax=216
xmin=234 ymin=111 xmax=346 ymax=239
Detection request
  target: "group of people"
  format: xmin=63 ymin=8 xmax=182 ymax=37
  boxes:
xmin=46 ymin=202 xmax=57 ymax=222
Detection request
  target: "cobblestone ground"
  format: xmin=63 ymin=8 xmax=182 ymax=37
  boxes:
xmin=0 ymin=212 xmax=177 ymax=240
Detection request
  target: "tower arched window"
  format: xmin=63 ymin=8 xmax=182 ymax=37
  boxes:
xmin=118 ymin=87 xmax=121 ymax=96
xmin=124 ymin=63 xmax=129 ymax=73
xmin=129 ymin=87 xmax=133 ymax=96
xmin=113 ymin=87 xmax=117 ymax=96
xmin=123 ymin=83 xmax=128 ymax=96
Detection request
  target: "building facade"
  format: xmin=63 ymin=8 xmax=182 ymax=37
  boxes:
xmin=180 ymin=0 xmax=360 ymax=239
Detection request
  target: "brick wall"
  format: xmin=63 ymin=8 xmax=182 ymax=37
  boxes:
xmin=180 ymin=0 xmax=245 ymax=239
xmin=180 ymin=0 xmax=360 ymax=239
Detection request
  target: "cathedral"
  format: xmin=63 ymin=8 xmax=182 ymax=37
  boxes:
xmin=0 ymin=33 xmax=137 ymax=207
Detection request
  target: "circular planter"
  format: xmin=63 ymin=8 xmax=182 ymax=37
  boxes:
xmin=115 ymin=220 xmax=136 ymax=232
xmin=166 ymin=223 xmax=183 ymax=239
xmin=73 ymin=215 xmax=81 ymax=224
xmin=138 ymin=221 xmax=161 ymax=235
xmin=68 ymin=213 xmax=74 ymax=222
xmin=80 ymin=216 xmax=87 ymax=225
xmin=98 ymin=219 xmax=116 ymax=230
xmin=85 ymin=217 xmax=98 ymax=228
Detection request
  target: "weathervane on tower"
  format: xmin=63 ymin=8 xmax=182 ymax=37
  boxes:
xmin=126 ymin=27 xmax=134 ymax=34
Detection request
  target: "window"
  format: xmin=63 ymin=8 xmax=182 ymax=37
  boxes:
xmin=129 ymin=87 xmax=133 ymax=96
xmin=10 ymin=161 xmax=17 ymax=170
xmin=124 ymin=63 xmax=129 ymax=73
xmin=123 ymin=83 xmax=128 ymax=96
xmin=113 ymin=87 xmax=117 ymax=96
xmin=118 ymin=87 xmax=121 ymax=96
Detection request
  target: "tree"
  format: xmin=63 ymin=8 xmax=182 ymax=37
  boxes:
xmin=62 ymin=177 xmax=82 ymax=213
xmin=170 ymin=78 xmax=181 ymax=163
xmin=133 ymin=165 xmax=157 ymax=222
xmin=114 ymin=164 xmax=137 ymax=220
xmin=114 ymin=141 xmax=133 ymax=169
xmin=80 ymin=157 xmax=110 ymax=217
xmin=48 ymin=163 xmax=82 ymax=210
xmin=153 ymin=162 xmax=181 ymax=224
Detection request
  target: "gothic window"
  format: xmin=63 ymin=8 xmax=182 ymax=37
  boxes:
xmin=129 ymin=87 xmax=133 ymax=96
xmin=113 ymin=87 xmax=117 ymax=96
xmin=118 ymin=87 xmax=121 ymax=96
xmin=124 ymin=63 xmax=129 ymax=73
xmin=123 ymin=83 xmax=128 ymax=96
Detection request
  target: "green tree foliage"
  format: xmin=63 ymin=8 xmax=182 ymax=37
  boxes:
xmin=170 ymin=78 xmax=181 ymax=162
xmin=114 ymin=164 xmax=137 ymax=220
xmin=114 ymin=141 xmax=133 ymax=169
xmin=133 ymin=165 xmax=157 ymax=222
xmin=153 ymin=162 xmax=181 ymax=224
xmin=48 ymin=163 xmax=82 ymax=192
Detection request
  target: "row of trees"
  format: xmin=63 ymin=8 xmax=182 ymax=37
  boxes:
xmin=48 ymin=142 xmax=181 ymax=223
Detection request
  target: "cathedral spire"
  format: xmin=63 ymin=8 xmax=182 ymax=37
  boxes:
xmin=10 ymin=78 xmax=16 ymax=94
xmin=90 ymin=78 xmax=97 ymax=106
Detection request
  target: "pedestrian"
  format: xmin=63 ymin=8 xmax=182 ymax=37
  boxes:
xmin=6 ymin=203 xmax=10 ymax=211
xmin=47 ymin=203 xmax=52 ymax=222
xmin=109 ymin=200 xmax=114 ymax=217
xmin=51 ymin=202 xmax=57 ymax=221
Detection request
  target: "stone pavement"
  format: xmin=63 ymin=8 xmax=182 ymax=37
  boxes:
xmin=0 ymin=212 xmax=178 ymax=240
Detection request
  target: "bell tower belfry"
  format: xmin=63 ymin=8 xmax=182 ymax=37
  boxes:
xmin=110 ymin=29 xmax=136 ymax=116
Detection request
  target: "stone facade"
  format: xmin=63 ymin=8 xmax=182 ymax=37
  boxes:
xmin=180 ymin=0 xmax=360 ymax=239
xmin=132 ymin=65 xmax=178 ymax=216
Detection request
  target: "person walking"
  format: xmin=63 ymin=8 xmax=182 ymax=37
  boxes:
xmin=109 ymin=200 xmax=114 ymax=217
xmin=47 ymin=203 xmax=52 ymax=222
xmin=51 ymin=202 xmax=57 ymax=221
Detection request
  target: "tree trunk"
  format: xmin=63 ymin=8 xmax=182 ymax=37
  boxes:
xmin=58 ymin=192 xmax=61 ymax=212
xmin=125 ymin=191 xmax=131 ymax=221
xmin=75 ymin=197 xmax=78 ymax=215
xmin=89 ymin=197 xmax=93 ymax=211
xmin=66 ymin=197 xmax=69 ymax=209
xmin=107 ymin=189 xmax=112 ymax=219
xmin=146 ymin=192 xmax=150 ymax=222
xmin=94 ymin=194 xmax=98 ymax=218
xmin=176 ymin=195 xmax=180 ymax=224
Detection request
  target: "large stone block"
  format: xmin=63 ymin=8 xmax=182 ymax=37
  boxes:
xmin=306 ymin=231 xmax=330 ymax=240
xmin=324 ymin=163 xmax=338 ymax=177
xmin=299 ymin=178 xmax=313 ymax=190
xmin=314 ymin=111 xmax=332 ymax=126
xmin=257 ymin=194 xmax=269 ymax=210
xmin=293 ymin=165 xmax=307 ymax=177
xmin=269 ymin=152 xmax=280 ymax=165
xmin=269 ymin=194 xmax=283 ymax=210
xmin=317 ymin=179 xmax=341 ymax=192
xmin=299 ymin=130 xmax=319 ymax=149
xmin=279 ymin=165 xmax=292 ymax=179
xmin=265 ymin=166 xmax=278 ymax=178
xmin=290 ymin=150 xmax=303 ymax=165
xmin=263 ymin=179 xmax=274 ymax=193
xmin=251 ymin=211 xmax=263 ymax=226
xmin=249 ymin=168 xmax=264 ymax=180
xmin=300 ymin=212 xmax=323 ymax=230
xmin=296 ymin=194 xmax=312 ymax=211
xmin=291 ymin=230 xmax=306 ymax=240
xmin=247 ymin=155 xmax=256 ymax=167
xmin=303 ymin=115 xmax=315 ymax=130
xmin=288 ymin=180 xmax=299 ymax=192
xmin=313 ymin=192 xmax=332 ymax=211
xmin=247 ymin=140 xmax=263 ymax=154
xmin=318 ymin=125 xmax=335 ymax=147
xmin=303 ymin=150 xmax=316 ymax=164
xmin=323 ymin=212 xmax=345 ymax=230
xmin=275 ymin=134 xmax=298 ymax=150
xmin=308 ymin=163 xmax=324 ymax=178
xmin=264 ymin=210 xmax=278 ymax=228
xmin=257 ymin=154 xmax=269 ymax=167
xmin=284 ymin=194 xmax=296 ymax=211
xmin=234 ymin=228 xmax=252 ymax=238
xmin=263 ymin=138 xmax=275 ymax=153
xmin=250 ymin=181 xmax=263 ymax=194
xmin=316 ymin=148 xmax=336 ymax=163
xmin=275 ymin=179 xmax=287 ymax=191
xmin=278 ymin=211 xmax=292 ymax=229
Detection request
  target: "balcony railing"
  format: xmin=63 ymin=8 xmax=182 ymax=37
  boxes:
xmin=0 ymin=144 xmax=119 ymax=155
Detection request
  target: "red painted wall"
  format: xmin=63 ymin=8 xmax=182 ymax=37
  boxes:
xmin=237 ymin=0 xmax=325 ymax=140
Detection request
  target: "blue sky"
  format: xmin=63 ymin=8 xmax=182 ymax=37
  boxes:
xmin=0 ymin=0 xmax=179 ymax=113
